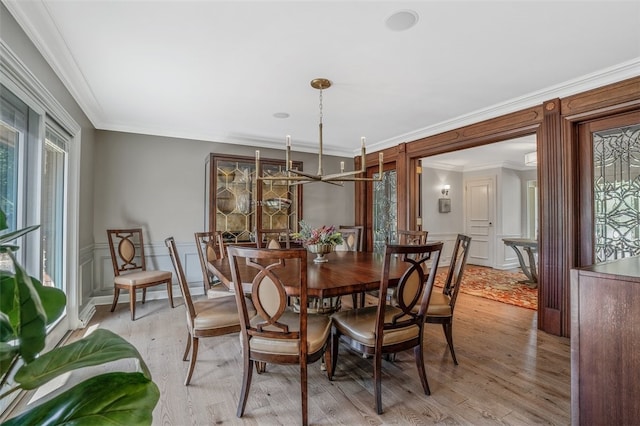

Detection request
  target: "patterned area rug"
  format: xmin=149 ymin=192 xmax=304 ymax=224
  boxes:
xmin=435 ymin=265 xmax=538 ymax=310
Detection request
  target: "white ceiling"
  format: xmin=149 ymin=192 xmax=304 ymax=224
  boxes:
xmin=4 ymin=1 xmax=640 ymax=158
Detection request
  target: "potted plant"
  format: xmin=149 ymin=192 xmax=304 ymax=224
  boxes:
xmin=0 ymin=210 xmax=159 ymax=424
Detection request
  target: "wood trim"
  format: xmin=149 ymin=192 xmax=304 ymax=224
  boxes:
xmin=406 ymin=106 xmax=543 ymax=158
xmin=355 ymin=76 xmax=639 ymax=337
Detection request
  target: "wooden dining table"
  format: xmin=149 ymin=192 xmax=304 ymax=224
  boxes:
xmin=207 ymin=249 xmax=425 ymax=299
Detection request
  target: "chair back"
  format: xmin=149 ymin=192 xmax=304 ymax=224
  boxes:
xmin=339 ymin=225 xmax=364 ymax=251
xmin=165 ymin=237 xmax=197 ymax=322
xmin=106 ymin=228 xmax=147 ymax=276
xmin=397 ymin=229 xmax=428 ymax=245
xmin=194 ymin=231 xmax=225 ymax=289
xmin=227 ymin=246 xmax=307 ymax=352
xmin=335 ymin=227 xmax=362 ymax=252
xmin=375 ymin=242 xmax=443 ymax=341
xmin=256 ymin=228 xmax=291 ymax=249
xmin=441 ymin=234 xmax=472 ymax=309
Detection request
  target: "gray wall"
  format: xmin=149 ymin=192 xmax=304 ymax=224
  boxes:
xmin=93 ymin=130 xmax=355 ymax=245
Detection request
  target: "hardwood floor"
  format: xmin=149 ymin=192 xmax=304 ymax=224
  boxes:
xmin=73 ymin=291 xmax=570 ymax=425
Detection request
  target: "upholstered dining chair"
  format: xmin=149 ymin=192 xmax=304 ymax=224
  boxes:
xmin=227 ymin=246 xmax=331 ymax=426
xmin=397 ymin=229 xmax=428 ymax=245
xmin=165 ymin=237 xmax=254 ymax=385
xmin=425 ymin=234 xmax=471 ymax=365
xmin=335 ymin=227 xmax=362 ymax=252
xmin=339 ymin=225 xmax=364 ymax=251
xmin=363 ymin=230 xmax=430 ymax=308
xmin=106 ymin=228 xmax=174 ymax=321
xmin=194 ymin=231 xmax=226 ymax=293
xmin=255 ymin=228 xmax=291 ymax=249
xmin=329 ymin=242 xmax=443 ymax=415
xmin=336 ymin=227 xmax=364 ymax=308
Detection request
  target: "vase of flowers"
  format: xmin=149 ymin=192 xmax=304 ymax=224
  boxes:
xmin=291 ymin=220 xmax=343 ymax=263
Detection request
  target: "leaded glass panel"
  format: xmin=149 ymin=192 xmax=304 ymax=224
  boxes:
xmin=593 ymin=124 xmax=640 ymax=262
xmin=372 ymin=169 xmax=397 ymax=253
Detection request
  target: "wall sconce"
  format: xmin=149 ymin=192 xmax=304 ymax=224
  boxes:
xmin=524 ymin=151 xmax=537 ymax=166
xmin=439 ymin=184 xmax=451 ymax=213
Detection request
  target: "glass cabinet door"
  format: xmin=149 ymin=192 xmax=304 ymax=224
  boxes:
xmin=205 ymin=154 xmax=302 ymax=244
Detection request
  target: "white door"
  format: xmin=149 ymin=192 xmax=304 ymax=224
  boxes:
xmin=465 ymin=177 xmax=495 ymax=267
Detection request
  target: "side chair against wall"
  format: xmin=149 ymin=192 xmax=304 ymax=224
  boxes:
xmin=329 ymin=242 xmax=443 ymax=415
xmin=165 ymin=237 xmax=255 ymax=385
xmin=255 ymin=228 xmax=291 ymax=249
xmin=425 ymin=234 xmax=471 ymax=365
xmin=227 ymin=246 xmax=332 ymax=426
xmin=194 ymin=231 xmax=226 ymax=294
xmin=106 ymin=228 xmax=174 ymax=321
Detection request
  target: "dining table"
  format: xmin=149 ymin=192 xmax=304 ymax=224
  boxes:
xmin=207 ymin=248 xmax=437 ymax=299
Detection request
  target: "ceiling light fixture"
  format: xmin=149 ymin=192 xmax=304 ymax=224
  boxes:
xmin=256 ymin=78 xmax=383 ymax=185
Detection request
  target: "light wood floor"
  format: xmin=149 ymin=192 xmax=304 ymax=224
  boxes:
xmin=71 ymin=290 xmax=570 ymax=426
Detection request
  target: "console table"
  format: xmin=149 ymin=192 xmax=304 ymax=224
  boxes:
xmin=502 ymin=238 xmax=538 ymax=287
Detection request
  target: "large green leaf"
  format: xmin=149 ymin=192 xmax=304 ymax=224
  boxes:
xmin=30 ymin=276 xmax=66 ymax=326
xmin=0 ymin=273 xmax=19 ymax=334
xmin=0 ymin=340 xmax=19 ymax=377
xmin=0 ymin=224 xmax=40 ymax=249
xmin=15 ymin=328 xmax=152 ymax=389
xmin=11 ymin=254 xmax=47 ymax=363
xmin=2 ymin=371 xmax=159 ymax=426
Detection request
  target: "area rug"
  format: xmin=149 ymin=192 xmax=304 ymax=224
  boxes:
xmin=434 ymin=265 xmax=538 ymax=310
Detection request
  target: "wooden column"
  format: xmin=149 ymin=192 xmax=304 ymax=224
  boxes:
xmin=538 ymin=98 xmax=570 ymax=336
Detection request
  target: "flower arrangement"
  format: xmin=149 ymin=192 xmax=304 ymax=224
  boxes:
xmin=291 ymin=220 xmax=343 ymax=246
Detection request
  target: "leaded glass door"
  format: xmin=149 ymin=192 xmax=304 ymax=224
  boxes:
xmin=578 ymin=111 xmax=640 ymax=265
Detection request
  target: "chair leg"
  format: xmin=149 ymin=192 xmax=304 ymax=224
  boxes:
xmin=301 ymin=361 xmax=308 ymax=426
xmin=351 ymin=293 xmax=358 ymax=309
xmin=324 ymin=347 xmax=332 ymax=380
xmin=237 ymin=354 xmax=253 ymax=418
xmin=142 ymin=288 xmax=147 ymax=304
xmin=184 ymin=336 xmax=198 ymax=386
xmin=182 ymin=332 xmax=191 ymax=361
xmin=374 ymin=351 xmax=383 ymax=415
xmin=442 ymin=322 xmax=458 ymax=365
xmin=329 ymin=330 xmax=340 ymax=380
xmin=129 ymin=288 xmax=137 ymax=321
xmin=110 ymin=288 xmax=120 ymax=312
xmin=167 ymin=280 xmax=175 ymax=308
xmin=414 ymin=340 xmax=431 ymax=396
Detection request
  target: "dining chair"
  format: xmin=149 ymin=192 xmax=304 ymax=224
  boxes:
xmin=336 ymin=227 xmax=364 ymax=308
xmin=397 ymin=229 xmax=428 ymax=245
xmin=329 ymin=241 xmax=443 ymax=415
xmin=227 ymin=245 xmax=332 ymax=426
xmin=165 ymin=237 xmax=254 ymax=385
xmin=335 ymin=227 xmax=362 ymax=252
xmin=425 ymin=234 xmax=471 ymax=365
xmin=255 ymin=228 xmax=291 ymax=248
xmin=106 ymin=228 xmax=174 ymax=321
xmin=363 ymin=230 xmax=430 ymax=308
xmin=194 ymin=231 xmax=226 ymax=293
xmin=339 ymin=225 xmax=364 ymax=251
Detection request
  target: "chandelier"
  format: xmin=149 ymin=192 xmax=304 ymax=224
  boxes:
xmin=255 ymin=78 xmax=383 ymax=185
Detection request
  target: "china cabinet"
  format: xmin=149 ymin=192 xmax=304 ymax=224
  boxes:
xmin=205 ymin=154 xmax=303 ymax=244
